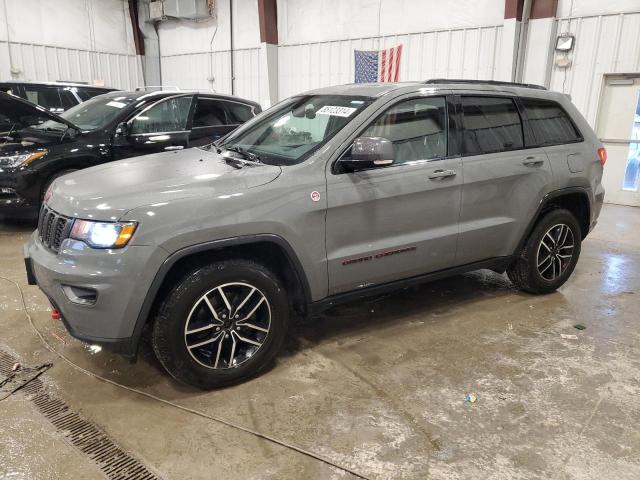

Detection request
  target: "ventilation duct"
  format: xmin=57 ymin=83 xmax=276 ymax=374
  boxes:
xmin=158 ymin=0 xmax=211 ymax=20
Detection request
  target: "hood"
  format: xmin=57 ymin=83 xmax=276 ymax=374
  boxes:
xmin=46 ymin=147 xmax=282 ymax=220
xmin=0 ymin=91 xmax=79 ymax=131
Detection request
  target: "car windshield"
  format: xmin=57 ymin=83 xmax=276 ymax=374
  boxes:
xmin=36 ymin=94 xmax=138 ymax=131
xmin=216 ymin=95 xmax=374 ymax=165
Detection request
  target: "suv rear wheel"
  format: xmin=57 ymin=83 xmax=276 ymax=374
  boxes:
xmin=152 ymin=259 xmax=289 ymax=389
xmin=507 ymin=208 xmax=582 ymax=294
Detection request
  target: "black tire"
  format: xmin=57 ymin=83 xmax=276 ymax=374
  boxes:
xmin=507 ymin=208 xmax=582 ymax=294
xmin=152 ymin=259 xmax=289 ymax=389
xmin=41 ymin=169 xmax=77 ymax=205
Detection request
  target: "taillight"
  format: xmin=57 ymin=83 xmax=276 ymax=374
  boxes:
xmin=597 ymin=147 xmax=607 ymax=166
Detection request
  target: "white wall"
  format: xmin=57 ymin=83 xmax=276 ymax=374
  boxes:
xmin=0 ymin=0 xmax=143 ymax=89
xmin=277 ymin=0 xmax=505 ymax=99
xmin=548 ymin=11 xmax=640 ymax=127
xmin=278 ymin=26 xmax=504 ymax=98
xmin=278 ymin=0 xmax=504 ymax=45
xmin=154 ymin=0 xmax=640 ymax=124
xmin=158 ymin=0 xmax=263 ymax=102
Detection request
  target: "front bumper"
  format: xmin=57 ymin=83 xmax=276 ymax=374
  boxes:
xmin=0 ymin=170 xmax=39 ymax=217
xmin=24 ymin=231 xmax=167 ymax=356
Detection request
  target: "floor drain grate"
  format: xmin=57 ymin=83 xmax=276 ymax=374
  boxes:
xmin=1 ymin=348 xmax=162 ymax=480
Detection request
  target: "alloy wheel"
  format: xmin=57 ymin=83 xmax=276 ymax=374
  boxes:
xmin=184 ymin=282 xmax=271 ymax=369
xmin=536 ymin=223 xmax=575 ymax=281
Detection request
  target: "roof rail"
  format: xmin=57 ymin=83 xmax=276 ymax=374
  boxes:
xmin=424 ymin=79 xmax=547 ymax=90
xmin=135 ymin=85 xmax=181 ymax=92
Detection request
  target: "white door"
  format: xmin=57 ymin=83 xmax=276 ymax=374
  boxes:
xmin=596 ymin=75 xmax=640 ymax=206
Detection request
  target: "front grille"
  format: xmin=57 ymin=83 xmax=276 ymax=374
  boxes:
xmin=38 ymin=205 xmax=73 ymax=252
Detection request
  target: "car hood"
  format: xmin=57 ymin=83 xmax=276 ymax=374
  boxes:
xmin=0 ymin=91 xmax=78 ymax=130
xmin=47 ymin=148 xmax=282 ymax=220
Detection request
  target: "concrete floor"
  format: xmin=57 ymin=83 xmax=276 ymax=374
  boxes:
xmin=1 ymin=203 xmax=639 ymax=479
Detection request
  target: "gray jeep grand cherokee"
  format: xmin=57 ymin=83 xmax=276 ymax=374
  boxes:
xmin=25 ymin=80 xmax=606 ymax=388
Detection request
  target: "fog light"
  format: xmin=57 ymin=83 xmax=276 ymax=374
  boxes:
xmin=61 ymin=285 xmax=97 ymax=305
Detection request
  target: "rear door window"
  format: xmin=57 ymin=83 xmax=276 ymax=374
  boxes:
xmin=59 ymin=89 xmax=78 ymax=110
xmin=24 ymin=86 xmax=64 ymax=112
xmin=192 ymin=98 xmax=227 ymax=127
xmin=77 ymin=88 xmax=110 ymax=102
xmin=521 ymin=98 xmax=582 ymax=146
xmin=224 ymin=101 xmax=255 ymax=124
xmin=460 ymin=96 xmax=524 ymax=155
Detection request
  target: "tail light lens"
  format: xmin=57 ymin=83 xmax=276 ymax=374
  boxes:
xmin=597 ymin=147 xmax=607 ymax=166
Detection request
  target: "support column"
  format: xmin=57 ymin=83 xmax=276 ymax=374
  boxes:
xmin=520 ymin=0 xmax=558 ymax=87
xmin=258 ymin=0 xmax=278 ymax=107
xmin=497 ymin=0 xmax=524 ymax=81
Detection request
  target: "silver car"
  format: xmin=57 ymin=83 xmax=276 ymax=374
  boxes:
xmin=24 ymin=80 xmax=606 ymax=388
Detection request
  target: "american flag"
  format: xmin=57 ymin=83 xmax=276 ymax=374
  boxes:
xmin=354 ymin=45 xmax=403 ymax=83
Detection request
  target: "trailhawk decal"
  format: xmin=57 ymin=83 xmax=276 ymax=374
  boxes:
xmin=342 ymin=246 xmax=417 ymax=266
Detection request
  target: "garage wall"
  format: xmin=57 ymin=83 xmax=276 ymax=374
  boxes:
xmin=0 ymin=0 xmax=143 ymax=89
xmin=278 ymin=26 xmax=504 ymax=99
xmin=547 ymin=11 xmax=640 ymax=127
xmin=277 ymin=0 xmax=505 ymax=99
xmin=158 ymin=0 xmax=263 ymax=102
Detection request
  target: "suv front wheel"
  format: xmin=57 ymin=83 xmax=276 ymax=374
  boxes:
xmin=152 ymin=259 xmax=289 ymax=389
xmin=507 ymin=208 xmax=582 ymax=294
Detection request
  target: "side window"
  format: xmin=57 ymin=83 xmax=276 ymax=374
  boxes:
xmin=460 ymin=96 xmax=523 ymax=155
xmin=77 ymin=88 xmax=107 ymax=101
xmin=130 ymin=96 xmax=193 ymax=135
xmin=59 ymin=89 xmax=77 ymax=110
xmin=225 ymin=102 xmax=254 ymax=124
xmin=521 ymin=98 xmax=582 ymax=146
xmin=24 ymin=86 xmax=63 ymax=112
xmin=192 ymin=98 xmax=227 ymax=127
xmin=361 ymin=96 xmax=448 ymax=164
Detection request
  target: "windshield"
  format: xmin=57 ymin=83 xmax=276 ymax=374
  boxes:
xmin=217 ymin=95 xmax=373 ymax=165
xmin=37 ymin=94 xmax=137 ymax=131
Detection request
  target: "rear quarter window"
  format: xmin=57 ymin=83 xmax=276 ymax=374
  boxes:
xmin=521 ymin=98 xmax=582 ymax=146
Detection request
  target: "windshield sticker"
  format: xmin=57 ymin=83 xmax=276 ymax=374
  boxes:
xmin=316 ymin=106 xmax=357 ymax=117
xmin=106 ymin=101 xmax=127 ymax=109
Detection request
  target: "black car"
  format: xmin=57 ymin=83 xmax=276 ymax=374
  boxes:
xmin=0 ymin=90 xmax=261 ymax=217
xmin=0 ymin=81 xmax=117 ymax=114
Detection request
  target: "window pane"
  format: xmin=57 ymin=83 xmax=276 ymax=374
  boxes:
xmin=192 ymin=98 xmax=227 ymax=127
xmin=225 ymin=102 xmax=254 ymax=123
xmin=222 ymin=95 xmax=373 ymax=165
xmin=24 ymin=87 xmax=63 ymax=111
xmin=461 ymin=96 xmax=523 ymax=155
xmin=362 ymin=97 xmax=447 ymax=164
xmin=130 ymin=96 xmax=193 ymax=134
xmin=59 ymin=89 xmax=77 ymax=110
xmin=522 ymin=98 xmax=581 ymax=146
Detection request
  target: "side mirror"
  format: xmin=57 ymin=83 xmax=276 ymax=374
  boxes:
xmin=114 ymin=121 xmax=129 ymax=138
xmin=340 ymin=137 xmax=395 ymax=172
xmin=113 ymin=121 xmax=131 ymax=147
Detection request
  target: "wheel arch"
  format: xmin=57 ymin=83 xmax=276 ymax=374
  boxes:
xmin=516 ymin=187 xmax=591 ymax=256
xmin=130 ymin=234 xmax=312 ymax=352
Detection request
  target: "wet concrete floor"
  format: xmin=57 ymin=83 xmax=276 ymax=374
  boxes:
xmin=0 ymin=203 xmax=639 ymax=479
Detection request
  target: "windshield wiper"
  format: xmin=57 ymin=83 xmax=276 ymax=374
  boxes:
xmin=220 ymin=145 xmax=262 ymax=163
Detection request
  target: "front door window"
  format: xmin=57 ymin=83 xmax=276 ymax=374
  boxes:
xmin=130 ymin=96 xmax=193 ymax=135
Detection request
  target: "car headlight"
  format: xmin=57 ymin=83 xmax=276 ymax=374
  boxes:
xmin=70 ymin=220 xmax=138 ymax=249
xmin=0 ymin=151 xmax=47 ymax=167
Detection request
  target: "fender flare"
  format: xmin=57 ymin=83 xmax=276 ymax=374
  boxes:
xmin=514 ymin=186 xmax=591 ymax=255
xmin=129 ymin=234 xmax=313 ymax=349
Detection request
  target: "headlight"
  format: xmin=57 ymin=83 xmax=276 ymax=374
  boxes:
xmin=0 ymin=151 xmax=47 ymax=167
xmin=70 ymin=220 xmax=138 ymax=249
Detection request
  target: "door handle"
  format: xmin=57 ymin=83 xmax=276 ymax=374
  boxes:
xmin=523 ymin=157 xmax=544 ymax=167
xmin=428 ymin=169 xmax=457 ymax=180
xmin=164 ymin=145 xmax=184 ymax=151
